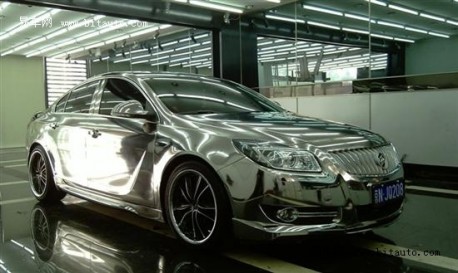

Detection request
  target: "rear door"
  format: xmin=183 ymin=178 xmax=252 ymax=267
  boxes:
xmin=50 ymin=81 xmax=100 ymax=187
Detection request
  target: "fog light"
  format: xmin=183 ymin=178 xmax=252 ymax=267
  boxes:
xmin=276 ymin=207 xmax=298 ymax=222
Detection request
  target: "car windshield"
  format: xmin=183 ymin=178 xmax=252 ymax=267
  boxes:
xmin=142 ymin=76 xmax=284 ymax=114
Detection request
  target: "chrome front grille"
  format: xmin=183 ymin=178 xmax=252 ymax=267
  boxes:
xmin=330 ymin=145 xmax=400 ymax=176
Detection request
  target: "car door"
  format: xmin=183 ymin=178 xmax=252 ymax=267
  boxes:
xmin=49 ymin=81 xmax=100 ymax=187
xmin=86 ymin=78 xmax=157 ymax=199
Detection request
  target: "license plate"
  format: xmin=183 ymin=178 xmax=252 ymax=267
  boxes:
xmin=372 ymin=180 xmax=404 ymax=205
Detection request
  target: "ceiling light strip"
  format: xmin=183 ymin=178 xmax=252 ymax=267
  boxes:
xmin=188 ymin=0 xmax=243 ymax=14
xmin=387 ymin=4 xmax=418 ymax=15
xmin=303 ymin=5 xmax=343 ymax=16
xmin=266 ymin=14 xmax=305 ymax=24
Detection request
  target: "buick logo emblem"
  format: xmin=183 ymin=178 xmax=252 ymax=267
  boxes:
xmin=376 ymin=152 xmax=388 ymax=170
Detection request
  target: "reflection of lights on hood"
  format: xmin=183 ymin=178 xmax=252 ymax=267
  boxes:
xmin=318 ymin=139 xmax=368 ymax=149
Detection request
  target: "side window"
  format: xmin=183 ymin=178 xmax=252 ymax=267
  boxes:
xmin=99 ymin=78 xmax=148 ymax=116
xmin=55 ymin=92 xmax=70 ymax=113
xmin=65 ymin=81 xmax=98 ymax=113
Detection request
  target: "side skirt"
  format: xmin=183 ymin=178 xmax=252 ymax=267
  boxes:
xmin=59 ymin=183 xmax=165 ymax=222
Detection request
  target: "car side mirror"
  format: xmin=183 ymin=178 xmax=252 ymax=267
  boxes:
xmin=111 ymin=100 xmax=157 ymax=122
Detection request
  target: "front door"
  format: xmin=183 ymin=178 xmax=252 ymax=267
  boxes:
xmin=86 ymin=78 xmax=156 ymax=198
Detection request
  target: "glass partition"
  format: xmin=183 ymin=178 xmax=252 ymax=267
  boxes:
xmin=254 ymin=0 xmax=458 ymax=97
xmin=89 ymin=27 xmax=212 ymax=76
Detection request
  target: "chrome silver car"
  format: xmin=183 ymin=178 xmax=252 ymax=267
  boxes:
xmin=26 ymin=71 xmax=404 ymax=247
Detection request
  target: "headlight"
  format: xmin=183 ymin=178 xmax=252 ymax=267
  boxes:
xmin=233 ymin=140 xmax=321 ymax=172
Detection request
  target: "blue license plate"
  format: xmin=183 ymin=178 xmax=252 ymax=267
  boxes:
xmin=373 ymin=180 xmax=404 ymax=205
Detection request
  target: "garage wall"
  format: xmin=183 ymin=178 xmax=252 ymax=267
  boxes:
xmin=0 ymin=55 xmax=45 ymax=149
xmin=272 ymin=89 xmax=458 ymax=167
xmin=406 ymin=36 xmax=458 ymax=75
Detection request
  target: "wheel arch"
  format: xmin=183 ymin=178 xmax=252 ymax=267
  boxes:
xmin=28 ymin=142 xmax=57 ymax=178
xmin=159 ymin=154 xmax=234 ymax=220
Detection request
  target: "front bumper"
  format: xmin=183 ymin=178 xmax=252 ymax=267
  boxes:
xmin=217 ymin=156 xmax=404 ymax=240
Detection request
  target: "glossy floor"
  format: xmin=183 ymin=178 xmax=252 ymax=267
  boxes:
xmin=1 ymin=148 xmax=457 ymax=273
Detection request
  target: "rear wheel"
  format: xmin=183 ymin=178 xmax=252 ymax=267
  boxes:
xmin=165 ymin=162 xmax=231 ymax=248
xmin=29 ymin=146 xmax=66 ymax=202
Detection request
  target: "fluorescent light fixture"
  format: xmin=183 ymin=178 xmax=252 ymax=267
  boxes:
xmin=394 ymin=37 xmax=415 ymax=43
xmin=160 ymin=24 xmax=172 ymax=29
xmin=0 ymin=33 xmax=10 ymax=41
xmin=388 ymin=4 xmax=418 ymax=15
xmin=342 ymin=27 xmax=369 ymax=34
xmin=76 ymin=31 xmax=100 ymax=42
xmin=258 ymin=41 xmax=273 ymax=46
xmin=132 ymin=60 xmax=149 ymax=65
xmin=307 ymin=21 xmax=340 ymax=30
xmin=428 ymin=31 xmax=449 ymax=38
xmin=370 ymin=33 xmax=393 ymax=40
xmin=446 ymin=20 xmax=458 ymax=26
xmin=94 ymin=15 xmax=105 ymax=20
xmin=149 ymin=55 xmax=170 ymax=62
xmin=265 ymin=14 xmax=305 ymax=24
xmin=365 ymin=0 xmax=387 ymax=7
xmin=152 ymin=49 xmax=174 ymax=56
xmin=175 ymin=43 xmax=201 ymax=51
xmin=0 ymin=49 xmax=15 ymax=56
xmin=162 ymin=41 xmax=178 ymax=47
xmin=0 ymin=2 xmax=10 ymax=9
xmin=193 ymin=53 xmax=211 ymax=58
xmin=173 ymin=0 xmax=187 ymax=2
xmin=85 ymin=42 xmax=105 ymax=49
xmin=46 ymin=28 xmax=68 ymax=39
xmin=261 ymin=44 xmax=291 ymax=51
xmin=15 ymin=43 xmax=29 ymax=51
xmin=189 ymin=0 xmax=243 ymax=14
xmin=405 ymin=27 xmax=427 ymax=34
xmin=26 ymin=51 xmax=41 ymax=57
xmin=419 ymin=13 xmax=445 ymax=22
xmin=266 ymin=0 xmax=280 ymax=3
xmin=67 ymin=47 xmax=85 ymax=55
xmin=170 ymin=56 xmax=191 ymax=63
xmin=194 ymin=34 xmax=209 ymax=39
xmin=105 ymin=35 xmax=130 ymax=45
xmin=303 ymin=5 xmax=343 ymax=16
xmin=258 ymin=56 xmax=275 ymax=61
xmin=323 ymin=49 xmax=347 ymax=55
xmin=344 ymin=13 xmax=372 ymax=22
xmin=29 ymin=37 xmax=46 ymax=46
xmin=59 ymin=39 xmax=76 ymax=47
xmin=377 ymin=20 xmax=404 ymax=29
xmin=258 ymin=58 xmax=286 ymax=63
xmin=194 ymin=47 xmax=211 ymax=53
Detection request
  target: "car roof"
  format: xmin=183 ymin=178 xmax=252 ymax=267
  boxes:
xmin=97 ymin=71 xmax=211 ymax=79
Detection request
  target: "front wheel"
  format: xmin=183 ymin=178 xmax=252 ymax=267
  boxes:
xmin=165 ymin=162 xmax=232 ymax=248
xmin=28 ymin=146 xmax=66 ymax=202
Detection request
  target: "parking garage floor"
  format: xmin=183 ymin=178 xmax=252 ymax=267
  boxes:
xmin=1 ymin=148 xmax=457 ymax=273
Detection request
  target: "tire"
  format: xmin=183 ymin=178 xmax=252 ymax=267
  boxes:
xmin=28 ymin=146 xmax=66 ymax=202
xmin=164 ymin=161 xmax=231 ymax=248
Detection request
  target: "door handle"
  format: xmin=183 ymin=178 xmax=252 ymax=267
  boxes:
xmin=88 ymin=129 xmax=101 ymax=138
xmin=49 ymin=122 xmax=59 ymax=129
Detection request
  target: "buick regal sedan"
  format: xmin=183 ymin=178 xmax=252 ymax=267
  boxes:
xmin=26 ymin=71 xmax=404 ymax=247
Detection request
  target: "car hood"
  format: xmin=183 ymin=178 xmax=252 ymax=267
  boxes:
xmin=176 ymin=112 xmax=388 ymax=152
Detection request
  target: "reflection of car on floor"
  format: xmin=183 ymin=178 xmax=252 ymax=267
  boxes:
xmin=31 ymin=203 xmax=208 ymax=273
xmin=26 ymin=71 xmax=405 ymax=248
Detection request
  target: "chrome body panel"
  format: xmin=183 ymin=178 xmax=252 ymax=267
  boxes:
xmin=26 ymin=71 xmax=404 ymax=240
